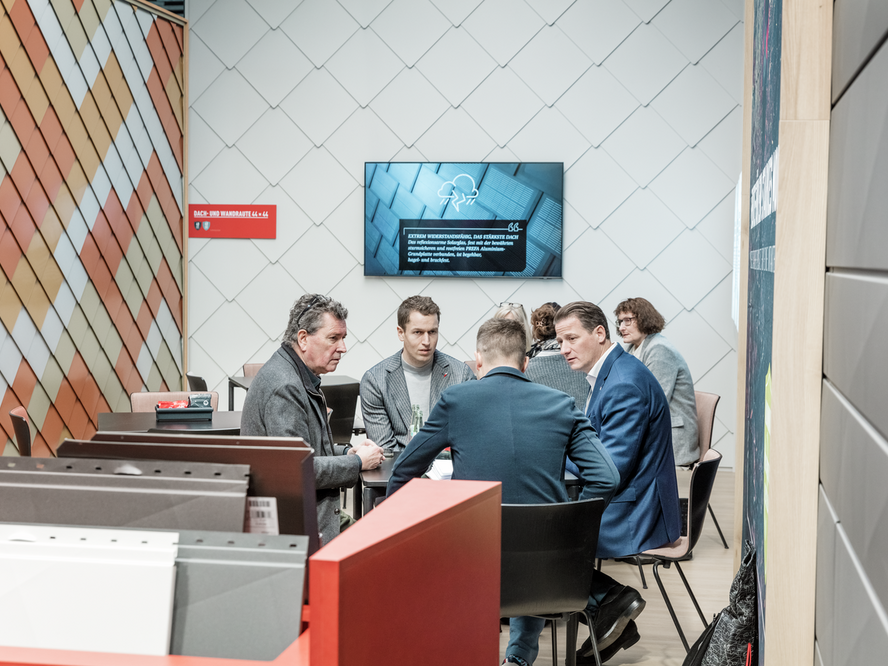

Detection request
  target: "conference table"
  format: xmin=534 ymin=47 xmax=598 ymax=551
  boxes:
xmin=97 ymin=411 xmax=243 ymax=435
xmin=354 ymin=452 xmax=582 ymax=519
xmin=227 ymin=376 xmax=254 ymax=411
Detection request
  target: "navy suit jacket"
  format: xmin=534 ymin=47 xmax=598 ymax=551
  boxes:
xmin=586 ymin=344 xmax=681 ymax=558
xmin=387 ymin=366 xmax=619 ymax=506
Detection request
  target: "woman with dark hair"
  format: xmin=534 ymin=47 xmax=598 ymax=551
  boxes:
xmin=614 ymin=297 xmax=699 ymax=465
xmin=525 ymin=302 xmax=590 ymax=410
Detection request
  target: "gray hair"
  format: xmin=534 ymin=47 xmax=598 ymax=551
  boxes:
xmin=493 ymin=302 xmax=532 ymax=353
xmin=283 ymin=294 xmax=348 ymax=343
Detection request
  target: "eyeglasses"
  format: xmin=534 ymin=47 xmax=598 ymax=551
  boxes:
xmin=615 ymin=316 xmax=636 ymax=328
xmin=296 ymin=295 xmax=323 ymax=330
xmin=499 ymin=302 xmax=522 ymax=308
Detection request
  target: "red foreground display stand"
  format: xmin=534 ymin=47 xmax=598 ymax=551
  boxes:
xmin=0 ymin=479 xmax=501 ymax=666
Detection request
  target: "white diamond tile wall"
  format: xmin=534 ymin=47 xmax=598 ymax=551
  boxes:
xmin=188 ymin=0 xmax=743 ymax=466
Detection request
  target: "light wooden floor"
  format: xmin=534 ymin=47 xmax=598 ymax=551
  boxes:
xmin=500 ymin=470 xmax=737 ymax=666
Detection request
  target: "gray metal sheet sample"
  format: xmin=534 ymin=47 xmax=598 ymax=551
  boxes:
xmin=170 ymin=530 xmax=308 ymax=660
xmin=0 ymin=457 xmax=249 ymax=532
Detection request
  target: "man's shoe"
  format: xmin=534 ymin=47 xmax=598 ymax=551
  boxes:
xmin=576 ymin=620 xmax=640 ymax=664
xmin=502 ymin=656 xmax=529 ymax=666
xmin=592 ymin=585 xmax=646 ymax=650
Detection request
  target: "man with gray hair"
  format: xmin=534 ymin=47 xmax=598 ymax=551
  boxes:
xmin=360 ymin=295 xmax=475 ymax=451
xmin=242 ymin=294 xmax=384 ymax=544
xmin=387 ymin=318 xmax=619 ymax=666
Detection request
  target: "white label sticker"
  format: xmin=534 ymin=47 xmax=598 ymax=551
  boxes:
xmin=244 ymin=497 xmax=279 ymax=535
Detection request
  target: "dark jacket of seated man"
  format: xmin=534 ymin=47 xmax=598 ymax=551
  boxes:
xmin=386 ymin=318 xmax=619 ymax=666
xmin=387 ymin=324 xmax=619 ymax=505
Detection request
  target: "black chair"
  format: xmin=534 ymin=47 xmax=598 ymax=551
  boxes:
xmin=186 ymin=373 xmax=208 ymax=391
xmin=641 ymin=449 xmax=723 ymax=651
xmin=9 ymin=407 xmax=32 ymax=457
xmin=501 ymin=498 xmax=606 ymax=666
xmin=694 ymin=391 xmax=728 ymax=548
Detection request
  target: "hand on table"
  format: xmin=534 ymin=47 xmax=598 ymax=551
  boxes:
xmin=349 ymin=439 xmax=385 ymax=470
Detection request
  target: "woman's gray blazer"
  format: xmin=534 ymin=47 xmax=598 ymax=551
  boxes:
xmin=631 ymin=333 xmax=699 ymax=465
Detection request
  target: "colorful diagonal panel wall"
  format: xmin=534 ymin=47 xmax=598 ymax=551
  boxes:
xmin=0 ymin=0 xmax=185 ymax=455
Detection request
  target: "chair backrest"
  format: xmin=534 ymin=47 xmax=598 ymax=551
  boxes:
xmin=130 ymin=391 xmax=219 ymax=412
xmin=243 ymin=363 xmax=264 ymax=377
xmin=694 ymin=391 xmax=720 ymax=456
xmin=686 ymin=449 xmax=722 ymax=552
xmin=501 ymin=498 xmax=605 ymax=617
xmin=186 ymin=373 xmax=208 ymax=391
xmin=9 ymin=407 xmax=31 ymax=457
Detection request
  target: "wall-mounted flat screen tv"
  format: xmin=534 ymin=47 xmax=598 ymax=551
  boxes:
xmin=364 ymin=162 xmax=564 ymax=278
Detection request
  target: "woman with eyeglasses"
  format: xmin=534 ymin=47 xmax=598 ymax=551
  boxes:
xmin=614 ymin=297 xmax=699 ymax=465
xmin=523 ymin=302 xmax=590 ymax=411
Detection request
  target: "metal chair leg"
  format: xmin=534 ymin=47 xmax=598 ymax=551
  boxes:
xmin=633 ymin=554 xmax=648 ymax=589
xmin=708 ymin=503 xmax=729 ymax=549
xmin=674 ymin=561 xmax=708 ymax=628
xmin=551 ymin=619 xmax=558 ymax=666
xmin=583 ymin=609 xmax=602 ymax=666
xmin=651 ymin=561 xmax=690 ymax=652
xmin=565 ymin=615 xmax=576 ymax=666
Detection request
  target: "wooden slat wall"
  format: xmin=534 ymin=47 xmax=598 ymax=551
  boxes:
xmin=738 ymin=1 xmax=832 ymax=664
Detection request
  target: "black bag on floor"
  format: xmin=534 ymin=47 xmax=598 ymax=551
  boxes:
xmin=683 ymin=540 xmax=758 ymax=666
xmin=682 ymin=610 xmax=721 ymax=666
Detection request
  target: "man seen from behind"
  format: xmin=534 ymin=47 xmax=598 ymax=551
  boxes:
xmin=387 ymin=318 xmax=619 ymax=666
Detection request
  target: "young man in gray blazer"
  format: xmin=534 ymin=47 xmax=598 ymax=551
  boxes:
xmin=241 ymin=294 xmax=384 ymax=545
xmin=360 ymin=295 xmax=476 ymax=451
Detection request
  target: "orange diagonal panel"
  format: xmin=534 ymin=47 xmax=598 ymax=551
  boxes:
xmin=125 ymin=188 xmax=143 ymax=233
xmin=0 ymin=176 xmax=19 ymax=225
xmin=9 ymin=152 xmax=36 ymax=200
xmin=66 ymin=352 xmax=90 ymax=402
xmin=7 ymin=0 xmax=35 ymax=51
xmin=40 ymin=405 xmax=64 ymax=452
xmin=0 ymin=226 xmax=21 ymax=277
xmin=135 ymin=300 xmax=152 ymax=339
xmin=39 ymin=105 xmax=64 ymax=155
xmin=104 ymin=189 xmax=133 ymax=254
xmin=104 ymin=279 xmax=123 ymax=323
xmin=11 ymin=359 xmax=38 ymax=406
xmin=0 ymin=65 xmax=21 ymax=118
xmin=145 ymin=23 xmax=172 ymax=85
xmin=10 ymin=202 xmax=36 ymax=253
xmin=145 ymin=277 xmax=161 ymax=317
xmin=54 ymin=378 xmax=77 ymax=422
xmin=38 ymin=153 xmax=64 ymax=202
xmin=9 ymin=98 xmax=36 ymax=150
xmin=145 ymin=69 xmax=182 ymax=171
xmin=25 ymin=180 xmax=50 ymax=226
xmin=67 ymin=400 xmax=90 ymax=439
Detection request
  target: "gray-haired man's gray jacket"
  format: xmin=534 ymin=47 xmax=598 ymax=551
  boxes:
xmin=241 ymin=344 xmax=361 ymax=544
xmin=360 ymin=350 xmax=476 ymax=450
xmin=630 ymin=333 xmax=699 ymax=465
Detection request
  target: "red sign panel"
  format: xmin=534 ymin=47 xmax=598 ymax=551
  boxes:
xmin=188 ymin=204 xmax=276 ymax=239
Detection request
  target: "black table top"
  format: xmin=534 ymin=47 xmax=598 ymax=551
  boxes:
xmin=97 ymin=411 xmax=243 ymax=435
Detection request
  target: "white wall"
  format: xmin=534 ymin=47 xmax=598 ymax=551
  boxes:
xmin=186 ymin=0 xmax=742 ymax=466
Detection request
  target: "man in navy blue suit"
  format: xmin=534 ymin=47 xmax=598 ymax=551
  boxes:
xmin=555 ymin=301 xmax=682 ymax=663
xmin=388 ymin=318 xmax=619 ymax=666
